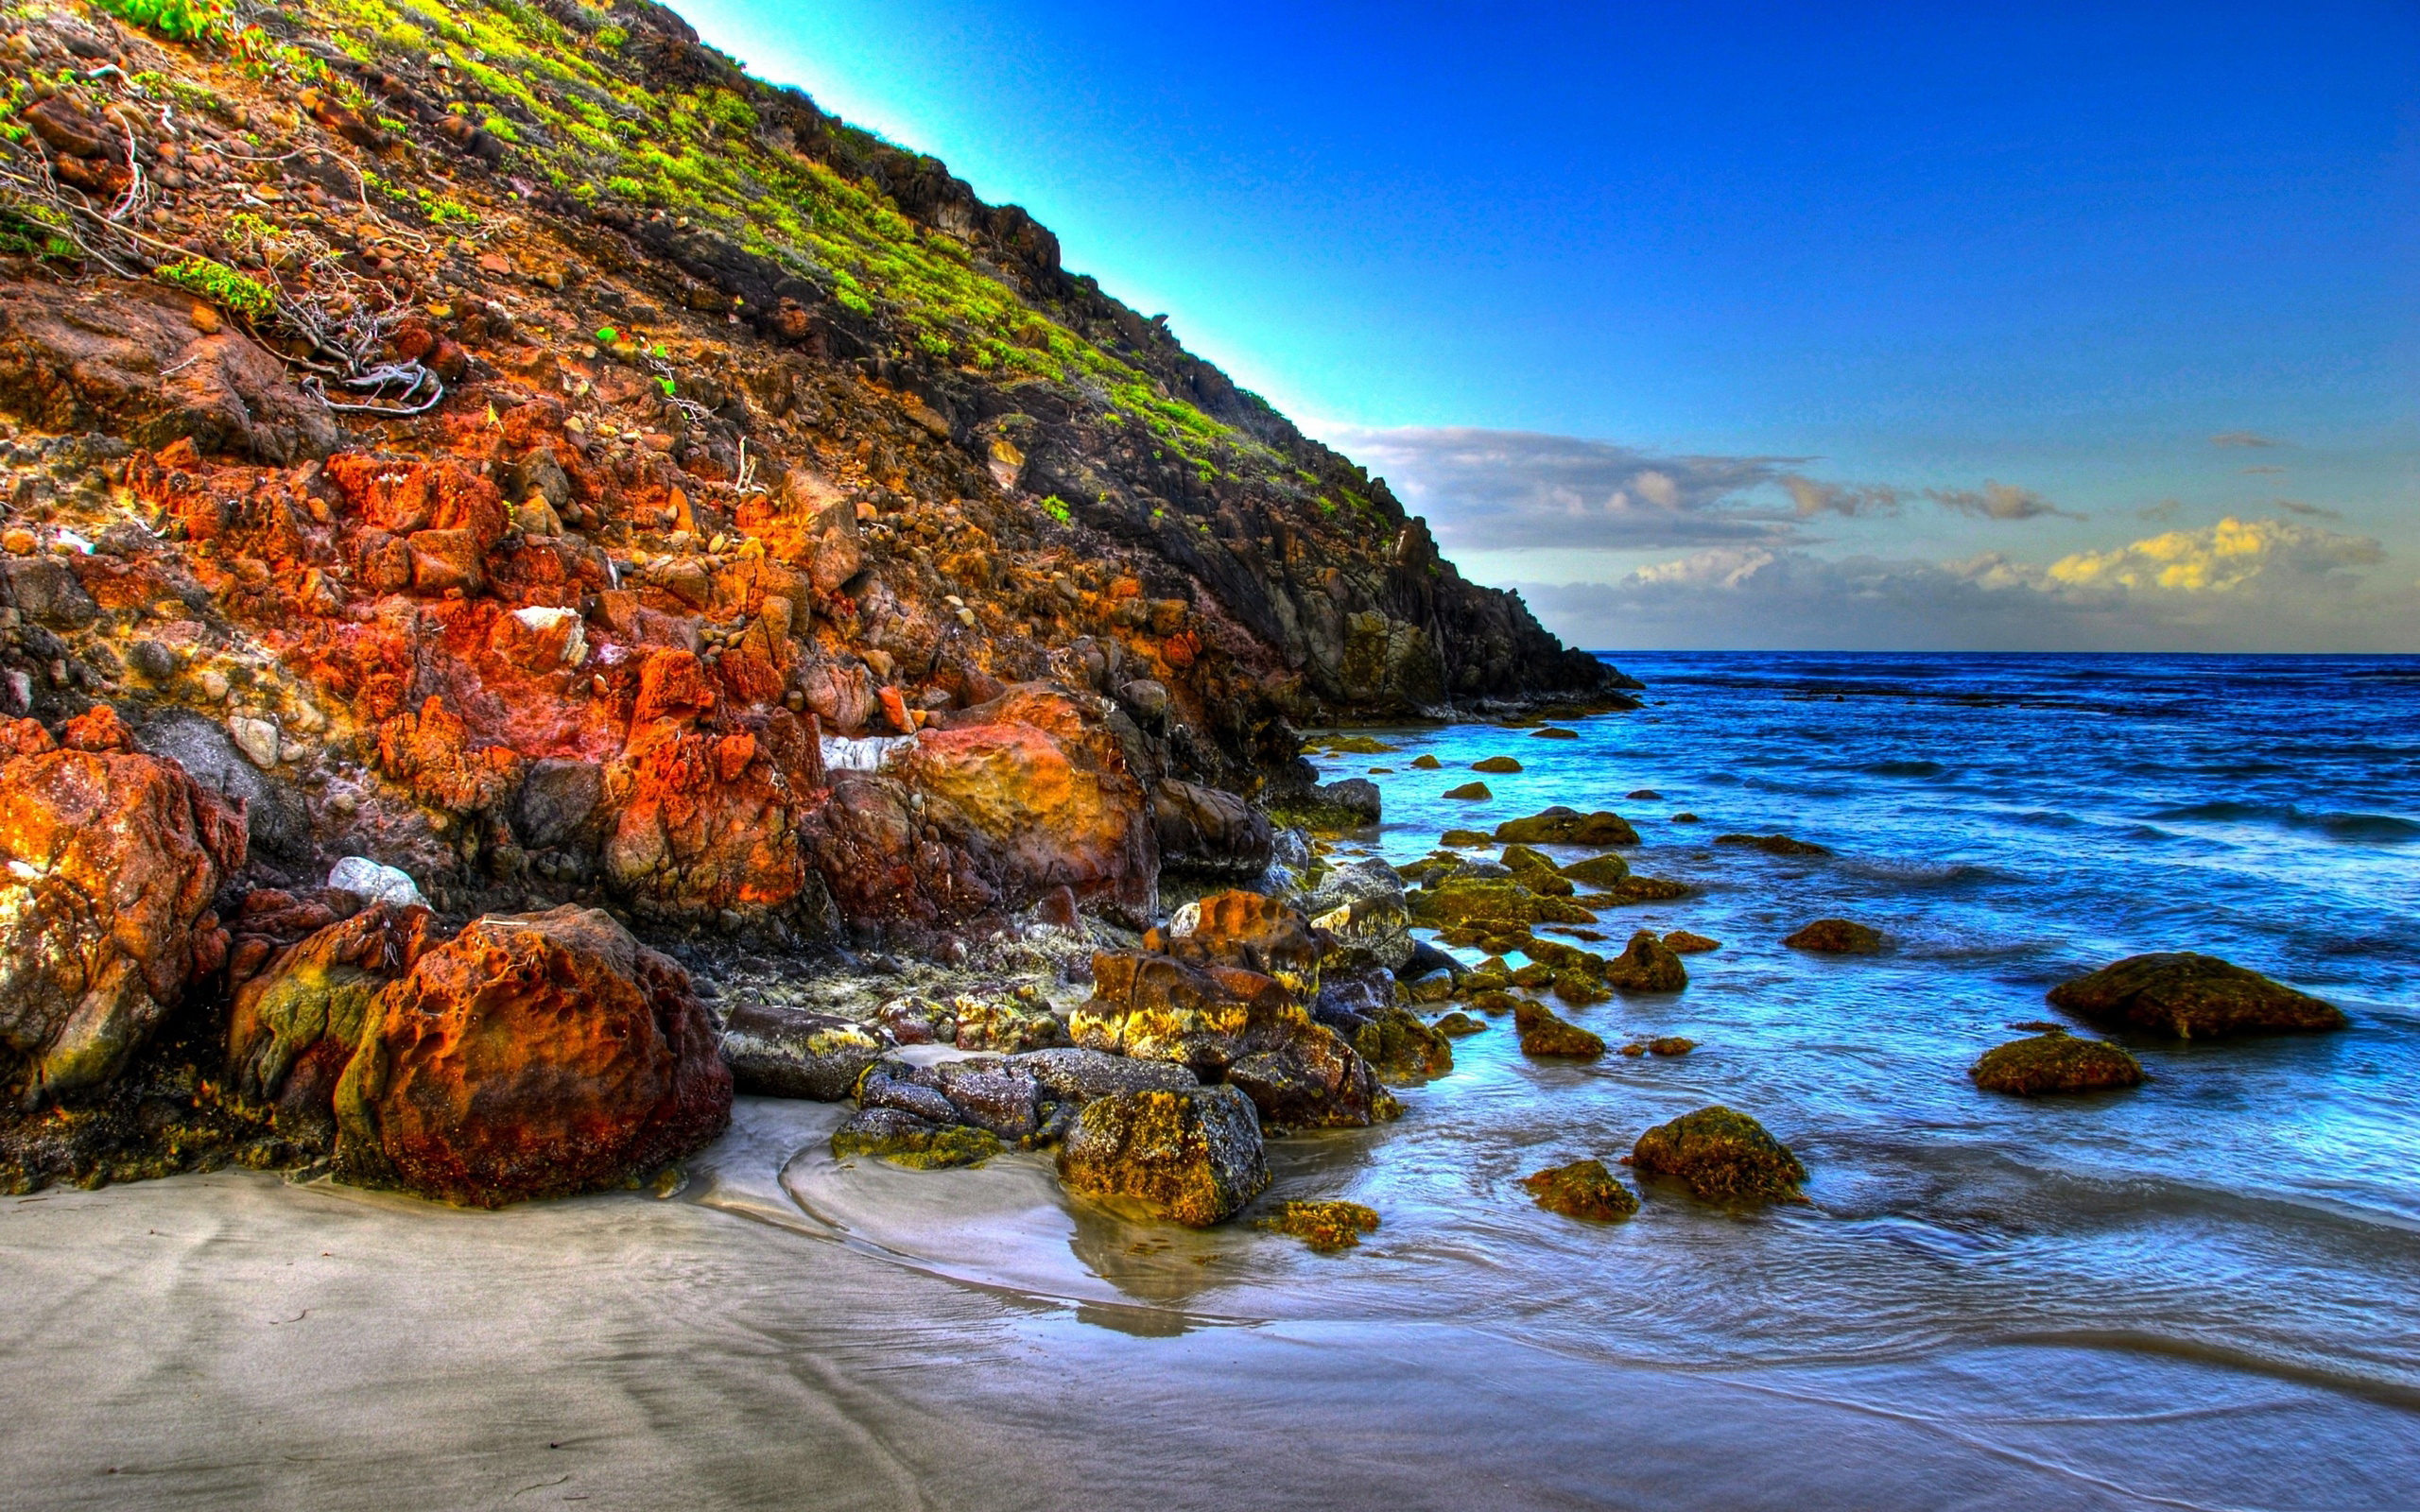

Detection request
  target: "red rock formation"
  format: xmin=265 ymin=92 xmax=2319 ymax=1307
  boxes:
xmin=334 ymin=905 xmax=730 ymax=1206
xmin=228 ymin=902 xmax=441 ymax=1113
xmin=0 ymin=744 xmax=246 ymax=1098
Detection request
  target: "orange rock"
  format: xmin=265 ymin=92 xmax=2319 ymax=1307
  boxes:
xmin=634 ymin=648 xmax=713 ymax=726
xmin=877 ymin=684 xmax=912 ymax=733
xmin=59 ymin=704 xmax=133 ymax=753
xmin=323 ymin=454 xmax=510 ymax=545
xmin=228 ymin=902 xmax=440 ymax=1112
xmin=0 ymin=747 xmax=247 ymax=1097
xmin=905 ymin=710 xmax=1155 ymax=918
xmin=333 ymin=905 xmax=730 ymax=1207
xmin=375 ymin=696 xmax=525 ymax=815
xmin=603 ymin=716 xmax=812 ymax=925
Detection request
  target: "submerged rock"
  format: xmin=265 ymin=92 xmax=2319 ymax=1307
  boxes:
xmin=1970 ymin=1032 xmax=2145 ymax=1095
xmin=1055 ymin=1084 xmax=1270 ymax=1227
xmin=1432 ymin=1011 xmax=1486 ymax=1036
xmin=1631 ymin=1106 xmax=1806 ymax=1202
xmin=0 ymin=738 xmax=248 ymax=1100
xmin=2046 ymin=954 xmax=2345 ymax=1039
xmin=1558 ymin=852 xmax=1632 ymax=887
xmin=719 ymin=1005 xmax=889 ymax=1100
xmin=831 ymin=1107 xmax=1002 ymax=1169
xmin=1514 ymin=1000 xmax=1606 ymax=1058
xmin=1411 ymin=876 xmax=1599 ymax=929
xmin=1443 ymin=782 xmax=1494 ymax=801
xmin=1409 ymin=755 xmax=1445 ymax=770
xmin=1495 ymin=806 xmax=1638 ymax=847
xmin=1604 ymin=930 xmax=1688 ymax=992
xmin=1715 ymin=833 xmax=1830 ymax=857
xmin=1472 ymin=756 xmax=1524 ymax=774
xmin=1521 ymin=1159 xmax=1638 ymax=1221
xmin=1439 ymin=827 xmax=1492 ymax=846
xmin=1261 ymin=1198 xmax=1380 ymax=1252
xmin=334 ymin=906 xmax=732 ymax=1207
xmin=1664 ymin=931 xmax=1720 ymax=954
xmin=1784 ymin=919 xmax=1884 ymax=954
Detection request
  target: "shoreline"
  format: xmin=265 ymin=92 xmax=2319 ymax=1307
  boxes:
xmin=8 ymin=1098 xmax=2417 ymax=1511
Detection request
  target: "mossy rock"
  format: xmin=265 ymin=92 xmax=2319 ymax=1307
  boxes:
xmin=1411 ymin=877 xmax=1599 ymax=928
xmin=1510 ymin=961 xmax=1558 ymax=988
xmin=1971 ymin=1032 xmax=2145 ymax=1095
xmin=1631 ymin=1106 xmax=1805 ymax=1202
xmin=1591 ymin=875 xmax=1694 ymax=905
xmin=831 ymin=1108 xmax=1003 ymax=1170
xmin=1352 ymin=1005 xmax=1454 ymax=1084
xmin=1714 ymin=833 xmax=1830 ymax=857
xmin=1552 ymin=971 xmax=1611 ymax=1006
xmin=1432 ymin=1011 xmax=1486 ymax=1036
xmin=1603 ymin=930 xmax=1687 ymax=993
xmin=1472 ymin=756 xmax=1524 ymax=774
xmin=1410 ymin=755 xmax=1445 ymax=770
xmin=1439 ymin=827 xmax=1492 ymax=845
xmin=1521 ymin=1159 xmax=1637 ymax=1221
xmin=1470 ymin=988 xmax=1521 ymax=1016
xmin=1784 ymin=919 xmax=1884 ymax=954
xmin=1495 ymin=806 xmax=1639 ymax=847
xmin=1648 ymin=1037 xmax=1696 ymax=1057
xmin=1514 ymin=1001 xmax=1605 ymax=1058
xmin=1664 ymin=931 xmax=1720 ymax=954
xmin=1056 ymin=1085 xmax=1270 ymax=1228
xmin=2045 ymin=953 xmax=2345 ymax=1040
xmin=1443 ymin=782 xmax=1494 ymax=801
xmin=1559 ymin=852 xmax=1632 ymax=886
xmin=1260 ymin=1198 xmax=1380 ymax=1252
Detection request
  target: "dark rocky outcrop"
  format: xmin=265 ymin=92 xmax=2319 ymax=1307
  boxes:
xmin=2046 ymin=954 xmax=2345 ymax=1039
xmin=719 ymin=1004 xmax=889 ymax=1100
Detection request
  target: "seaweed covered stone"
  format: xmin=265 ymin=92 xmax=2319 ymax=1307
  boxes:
xmin=1056 ymin=1084 xmax=1270 ymax=1227
xmin=1970 ymin=1032 xmax=2145 ymax=1095
xmin=1261 ymin=1199 xmax=1380 ymax=1252
xmin=831 ymin=1108 xmax=1003 ymax=1169
xmin=1495 ymin=807 xmax=1639 ymax=847
xmin=1559 ymin=852 xmax=1632 ymax=887
xmin=1514 ymin=1000 xmax=1606 ymax=1058
xmin=718 ymin=1004 xmax=889 ymax=1100
xmin=2046 ymin=953 xmax=2345 ymax=1040
xmin=1351 ymin=1004 xmax=1455 ymax=1083
xmin=1521 ymin=1159 xmax=1638 ymax=1221
xmin=1784 ymin=919 xmax=1884 ymax=954
xmin=1631 ymin=1105 xmax=1806 ymax=1202
xmin=1603 ymin=930 xmax=1688 ymax=992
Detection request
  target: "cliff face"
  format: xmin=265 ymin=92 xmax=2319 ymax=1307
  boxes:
xmin=0 ymin=0 xmax=1619 ymax=950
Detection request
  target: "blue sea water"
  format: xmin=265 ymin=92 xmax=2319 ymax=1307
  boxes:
xmin=1272 ymin=653 xmax=2420 ymax=1424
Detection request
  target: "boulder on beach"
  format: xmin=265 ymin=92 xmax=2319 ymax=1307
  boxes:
xmin=1262 ymin=1199 xmax=1381 ymax=1252
xmin=1648 ymin=1037 xmax=1696 ymax=1057
xmin=0 ymin=737 xmax=248 ymax=1100
xmin=1514 ymin=1000 xmax=1606 ymax=1058
xmin=1056 ymin=1084 xmax=1270 ymax=1227
xmin=1785 ymin=919 xmax=1884 ymax=954
xmin=334 ymin=905 xmax=733 ymax=1207
xmin=719 ymin=1005 xmax=890 ymax=1100
xmin=1472 ymin=756 xmax=1524 ymax=774
xmin=2046 ymin=953 xmax=2346 ymax=1039
xmin=831 ymin=1107 xmax=1003 ymax=1169
xmin=1631 ymin=1106 xmax=1806 ymax=1202
xmin=1604 ymin=930 xmax=1688 ymax=992
xmin=1521 ymin=1159 xmax=1638 ymax=1221
xmin=1154 ymin=888 xmax=1325 ymax=998
xmin=227 ymin=902 xmax=440 ymax=1110
xmin=1229 ymin=1020 xmax=1400 ymax=1129
xmin=1443 ymin=782 xmax=1494 ymax=801
xmin=1970 ymin=1032 xmax=2145 ymax=1095
xmin=1495 ymin=806 xmax=1639 ymax=848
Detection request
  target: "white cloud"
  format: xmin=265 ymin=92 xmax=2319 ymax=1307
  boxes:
xmin=1510 ymin=517 xmax=2412 ymax=652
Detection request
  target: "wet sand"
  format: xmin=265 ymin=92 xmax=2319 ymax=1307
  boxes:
xmin=6 ymin=1098 xmax=2413 ymax=1512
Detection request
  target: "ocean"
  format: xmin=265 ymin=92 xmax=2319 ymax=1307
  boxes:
xmin=6 ymin=651 xmax=2415 ymax=1509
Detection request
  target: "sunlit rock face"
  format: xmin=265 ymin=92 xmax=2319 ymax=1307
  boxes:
xmin=334 ymin=905 xmax=731 ymax=1207
xmin=0 ymin=720 xmax=247 ymax=1100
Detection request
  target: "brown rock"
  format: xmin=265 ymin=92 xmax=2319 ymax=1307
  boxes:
xmin=1604 ymin=930 xmax=1688 ymax=992
xmin=1055 ymin=1084 xmax=1270 ymax=1227
xmin=1664 ymin=931 xmax=1720 ymax=954
xmin=1495 ymin=807 xmax=1638 ymax=847
xmin=1152 ymin=778 xmax=1274 ymax=880
xmin=1513 ymin=1000 xmax=1605 ymax=1058
xmin=334 ymin=905 xmax=732 ymax=1206
xmin=2046 ymin=954 xmax=2345 ymax=1039
xmin=1784 ymin=919 xmax=1885 ymax=954
xmin=1521 ymin=1159 xmax=1637 ymax=1221
xmin=227 ymin=902 xmax=440 ymax=1111
xmin=0 ymin=747 xmax=247 ymax=1098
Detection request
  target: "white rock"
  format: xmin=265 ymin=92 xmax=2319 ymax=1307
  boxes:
xmin=327 ymin=855 xmax=427 ymax=909
xmin=227 ymin=714 xmax=280 ymax=769
xmin=511 ymin=605 xmax=588 ymax=666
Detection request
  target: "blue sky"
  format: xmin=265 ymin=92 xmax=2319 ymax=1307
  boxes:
xmin=677 ymin=0 xmax=2419 ymax=649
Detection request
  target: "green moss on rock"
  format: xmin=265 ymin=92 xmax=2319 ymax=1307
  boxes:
xmin=1520 ymin=1159 xmax=1637 ymax=1221
xmin=2046 ymin=953 xmax=2345 ymax=1040
xmin=1261 ymin=1198 xmax=1380 ymax=1252
xmin=1631 ymin=1105 xmax=1806 ymax=1202
xmin=1970 ymin=1032 xmax=2145 ymax=1095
